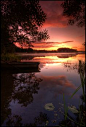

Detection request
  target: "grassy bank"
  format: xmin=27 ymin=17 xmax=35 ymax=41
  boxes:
xmin=1 ymin=53 xmax=21 ymax=63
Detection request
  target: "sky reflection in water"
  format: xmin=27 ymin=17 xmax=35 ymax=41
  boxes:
xmin=1 ymin=53 xmax=85 ymax=126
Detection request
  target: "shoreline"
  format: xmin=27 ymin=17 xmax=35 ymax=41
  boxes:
xmin=15 ymin=52 xmax=79 ymax=56
xmin=15 ymin=52 xmax=85 ymax=57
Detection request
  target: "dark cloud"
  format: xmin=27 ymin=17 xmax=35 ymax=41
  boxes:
xmin=63 ymin=41 xmax=73 ymax=43
xmin=39 ymin=1 xmax=68 ymax=28
xmin=15 ymin=40 xmax=73 ymax=49
xmin=35 ymin=41 xmax=73 ymax=44
xmin=33 ymin=44 xmax=57 ymax=49
xmin=33 ymin=41 xmax=73 ymax=49
xmin=76 ymin=35 xmax=84 ymax=39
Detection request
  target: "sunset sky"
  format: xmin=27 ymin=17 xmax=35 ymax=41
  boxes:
xmin=15 ymin=1 xmax=85 ymax=51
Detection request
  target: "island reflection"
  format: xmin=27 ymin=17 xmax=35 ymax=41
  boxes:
xmin=1 ymin=53 xmax=85 ymax=126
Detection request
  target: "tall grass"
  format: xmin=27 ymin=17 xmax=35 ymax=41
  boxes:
xmin=63 ymin=94 xmax=68 ymax=121
xmin=44 ymin=60 xmax=85 ymax=126
xmin=62 ymin=60 xmax=85 ymax=127
xmin=70 ymin=60 xmax=85 ymax=101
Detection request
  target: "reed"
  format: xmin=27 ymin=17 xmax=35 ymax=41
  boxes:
xmin=56 ymin=60 xmax=85 ymax=127
xmin=70 ymin=60 xmax=85 ymax=101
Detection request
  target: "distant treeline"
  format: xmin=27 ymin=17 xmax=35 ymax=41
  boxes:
xmin=15 ymin=47 xmax=84 ymax=53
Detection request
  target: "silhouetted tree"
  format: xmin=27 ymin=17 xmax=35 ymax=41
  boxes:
xmin=1 ymin=0 xmax=49 ymax=53
xmin=61 ymin=0 xmax=85 ymax=27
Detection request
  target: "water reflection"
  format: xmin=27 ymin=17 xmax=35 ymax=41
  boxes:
xmin=12 ymin=73 xmax=42 ymax=106
xmin=64 ymin=62 xmax=78 ymax=72
xmin=1 ymin=53 xmax=85 ymax=126
xmin=1 ymin=70 xmax=42 ymax=126
xmin=28 ymin=112 xmax=48 ymax=126
xmin=21 ymin=53 xmax=85 ymax=69
xmin=38 ymin=75 xmax=76 ymax=98
xmin=64 ymin=60 xmax=85 ymax=75
xmin=4 ymin=112 xmax=48 ymax=126
xmin=1 ymin=71 xmax=14 ymax=125
xmin=57 ymin=53 xmax=78 ymax=58
xmin=21 ymin=55 xmax=35 ymax=60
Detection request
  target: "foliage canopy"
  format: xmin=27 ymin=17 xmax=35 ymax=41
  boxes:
xmin=61 ymin=0 xmax=85 ymax=27
xmin=1 ymin=0 xmax=49 ymax=53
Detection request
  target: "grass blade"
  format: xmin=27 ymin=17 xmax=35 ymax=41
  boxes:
xmin=70 ymin=85 xmax=82 ymax=99
xmin=63 ymin=94 xmax=68 ymax=120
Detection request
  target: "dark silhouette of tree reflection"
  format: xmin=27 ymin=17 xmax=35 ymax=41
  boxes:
xmin=12 ymin=73 xmax=42 ymax=107
xmin=27 ymin=112 xmax=48 ymax=126
xmin=1 ymin=71 xmax=14 ymax=125
xmin=6 ymin=115 xmax=22 ymax=126
xmin=5 ymin=112 xmax=48 ymax=126
xmin=1 ymin=70 xmax=42 ymax=126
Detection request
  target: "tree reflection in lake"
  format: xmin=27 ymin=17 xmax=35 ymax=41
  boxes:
xmin=5 ymin=112 xmax=48 ymax=126
xmin=1 ymin=54 xmax=85 ymax=126
xmin=1 ymin=70 xmax=42 ymax=126
xmin=12 ymin=73 xmax=42 ymax=106
xmin=1 ymin=71 xmax=14 ymax=125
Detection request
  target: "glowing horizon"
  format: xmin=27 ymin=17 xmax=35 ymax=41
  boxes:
xmin=14 ymin=41 xmax=85 ymax=51
xmin=14 ymin=1 xmax=85 ymax=51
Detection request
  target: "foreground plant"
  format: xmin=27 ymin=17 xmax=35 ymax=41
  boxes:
xmin=44 ymin=60 xmax=85 ymax=127
xmin=70 ymin=60 xmax=85 ymax=101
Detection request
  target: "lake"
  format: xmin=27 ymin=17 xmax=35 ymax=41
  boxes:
xmin=1 ymin=53 xmax=85 ymax=126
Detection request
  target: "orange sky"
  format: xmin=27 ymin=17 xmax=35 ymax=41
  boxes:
xmin=15 ymin=1 xmax=85 ymax=51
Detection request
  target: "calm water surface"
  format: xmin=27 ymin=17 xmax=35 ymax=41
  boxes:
xmin=1 ymin=53 xmax=85 ymax=126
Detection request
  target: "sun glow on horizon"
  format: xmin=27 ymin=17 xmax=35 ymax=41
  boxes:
xmin=14 ymin=40 xmax=85 ymax=51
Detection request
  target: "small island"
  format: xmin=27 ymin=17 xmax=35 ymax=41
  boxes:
xmin=57 ymin=48 xmax=77 ymax=52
